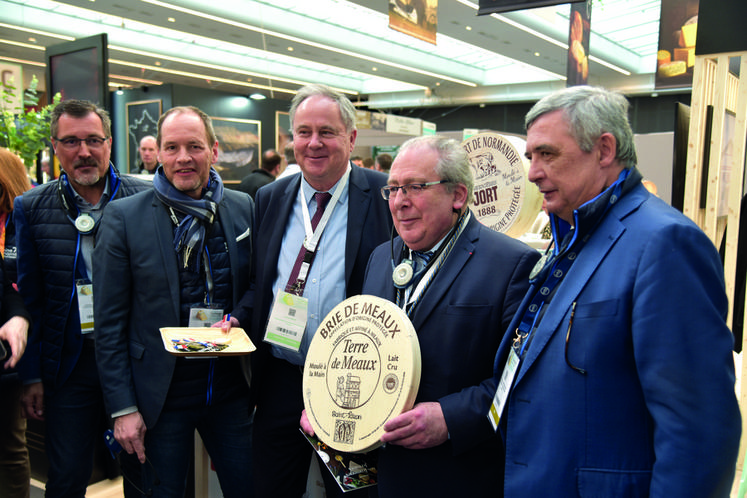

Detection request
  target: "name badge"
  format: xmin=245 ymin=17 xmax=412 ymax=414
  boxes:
xmin=488 ymin=348 xmax=520 ymax=431
xmin=264 ymin=289 xmax=308 ymax=352
xmin=188 ymin=306 xmax=223 ymax=328
xmin=76 ymin=279 xmax=94 ymax=334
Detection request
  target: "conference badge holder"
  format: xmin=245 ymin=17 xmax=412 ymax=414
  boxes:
xmin=264 ymin=290 xmax=309 ymax=352
xmin=76 ymin=279 xmax=94 ymax=334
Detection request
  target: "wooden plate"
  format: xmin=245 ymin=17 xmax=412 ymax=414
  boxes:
xmin=303 ymin=295 xmax=421 ymax=453
xmin=160 ymin=327 xmax=255 ymax=357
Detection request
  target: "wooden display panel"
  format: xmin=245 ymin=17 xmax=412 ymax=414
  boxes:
xmin=684 ymin=52 xmax=747 ymax=482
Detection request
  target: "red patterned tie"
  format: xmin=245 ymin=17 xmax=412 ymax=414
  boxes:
xmin=285 ymin=192 xmax=332 ymax=295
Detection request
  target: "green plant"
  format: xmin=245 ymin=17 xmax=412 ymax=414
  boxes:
xmin=0 ymin=75 xmax=61 ymax=170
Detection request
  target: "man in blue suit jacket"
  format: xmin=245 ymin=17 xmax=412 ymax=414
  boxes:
xmin=355 ymin=135 xmax=538 ymax=496
xmin=230 ymin=84 xmax=392 ymax=497
xmin=488 ymin=86 xmax=741 ymax=496
xmin=93 ymin=107 xmax=255 ymax=497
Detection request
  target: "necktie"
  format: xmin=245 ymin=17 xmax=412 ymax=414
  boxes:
xmin=285 ymin=192 xmax=332 ymax=295
xmin=412 ymin=250 xmax=434 ymax=272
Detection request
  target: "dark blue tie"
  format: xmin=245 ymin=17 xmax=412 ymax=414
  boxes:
xmin=412 ymin=250 xmax=434 ymax=272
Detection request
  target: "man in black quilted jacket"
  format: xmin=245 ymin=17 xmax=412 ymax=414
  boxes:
xmin=14 ymin=99 xmax=150 ymax=497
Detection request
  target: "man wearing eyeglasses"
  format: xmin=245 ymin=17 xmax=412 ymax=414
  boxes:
xmin=228 ymin=84 xmax=391 ymax=497
xmin=343 ymin=135 xmax=538 ymax=497
xmin=14 ymin=99 xmax=150 ymax=497
xmin=488 ymin=86 xmax=741 ymax=496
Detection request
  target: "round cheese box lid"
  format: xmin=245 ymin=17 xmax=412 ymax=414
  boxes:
xmin=462 ymin=132 xmax=542 ymax=238
xmin=303 ymin=295 xmax=421 ymax=453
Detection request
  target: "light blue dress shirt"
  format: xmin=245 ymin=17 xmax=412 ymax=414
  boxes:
xmin=270 ymin=173 xmax=348 ymax=365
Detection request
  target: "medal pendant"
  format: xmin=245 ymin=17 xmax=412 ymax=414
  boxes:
xmin=392 ymin=260 xmax=414 ymax=288
xmin=529 ymin=252 xmax=550 ymax=281
xmin=75 ymin=214 xmax=95 ymax=234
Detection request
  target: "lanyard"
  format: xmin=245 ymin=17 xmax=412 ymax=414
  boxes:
xmin=515 ymin=248 xmax=577 ymax=357
xmin=396 ymin=211 xmax=470 ymax=316
xmin=514 ymin=169 xmax=629 ymax=356
xmin=299 ymin=167 xmax=350 ymax=254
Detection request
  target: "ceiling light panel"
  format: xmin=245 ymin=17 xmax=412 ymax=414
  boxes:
xmin=141 ymin=0 xmax=480 ymax=86
xmin=4 ymin=0 xmax=427 ymax=93
xmin=2 ymin=0 xmax=668 ymax=106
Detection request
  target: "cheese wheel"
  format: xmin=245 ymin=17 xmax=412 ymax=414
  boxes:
xmin=658 ymin=60 xmax=686 ymax=78
xmin=657 ymin=50 xmax=671 ymax=67
xmin=462 ymin=132 xmax=542 ymax=238
xmin=303 ymin=295 xmax=421 ymax=453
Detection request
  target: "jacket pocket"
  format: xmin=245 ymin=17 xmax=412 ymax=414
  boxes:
xmin=129 ymin=341 xmax=146 ymax=360
xmin=573 ymin=299 xmax=619 ymax=319
xmin=577 ymin=468 xmax=651 ymax=497
xmin=444 ymin=303 xmax=491 ymax=317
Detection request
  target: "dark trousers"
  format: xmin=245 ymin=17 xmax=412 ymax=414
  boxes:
xmin=0 ymin=375 xmax=29 ymax=498
xmin=252 ymin=355 xmax=367 ymax=498
xmin=141 ymin=394 xmax=253 ymax=498
xmin=43 ymin=342 xmax=105 ymax=497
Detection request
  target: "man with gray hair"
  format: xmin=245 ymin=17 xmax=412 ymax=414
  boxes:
xmin=303 ymin=135 xmax=538 ymax=496
xmin=489 ymin=86 xmax=741 ymax=496
xmin=229 ymin=84 xmax=392 ymax=497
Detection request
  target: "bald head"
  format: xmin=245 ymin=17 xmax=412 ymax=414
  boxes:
xmin=139 ymin=135 xmax=158 ymax=172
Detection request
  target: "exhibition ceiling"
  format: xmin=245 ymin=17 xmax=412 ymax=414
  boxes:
xmin=0 ymin=0 xmax=663 ymax=108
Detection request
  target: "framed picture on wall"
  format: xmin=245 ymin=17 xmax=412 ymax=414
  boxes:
xmin=276 ymin=111 xmax=291 ymax=154
xmin=126 ymin=99 xmax=162 ymax=173
xmin=211 ymin=117 xmax=261 ymax=183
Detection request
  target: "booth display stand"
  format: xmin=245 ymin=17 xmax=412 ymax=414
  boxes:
xmin=683 ymin=51 xmax=747 ymax=486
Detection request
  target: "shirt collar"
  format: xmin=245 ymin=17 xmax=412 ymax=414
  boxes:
xmin=70 ymin=171 xmax=112 ymax=210
xmin=300 ymin=164 xmax=352 ymax=207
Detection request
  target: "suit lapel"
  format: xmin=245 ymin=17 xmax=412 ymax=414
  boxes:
xmin=345 ymin=167 xmax=372 ymax=287
xmin=513 ymin=203 xmax=631 ymax=385
xmin=151 ymin=194 xmax=182 ymax=321
xmin=263 ymin=176 xmax=302 ymax=281
xmin=217 ymin=197 xmax=240 ymax=304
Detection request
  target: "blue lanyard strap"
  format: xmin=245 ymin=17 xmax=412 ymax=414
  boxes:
xmin=515 ymin=168 xmax=630 ymax=356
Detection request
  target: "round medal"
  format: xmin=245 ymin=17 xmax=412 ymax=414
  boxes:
xmin=74 ymin=214 xmax=95 ymax=234
xmin=529 ymin=251 xmax=551 ymax=280
xmin=392 ymin=260 xmax=414 ymax=288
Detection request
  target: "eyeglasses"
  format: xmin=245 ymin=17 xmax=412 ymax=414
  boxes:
xmin=53 ymin=136 xmax=109 ymax=150
xmin=380 ymin=180 xmax=450 ymax=200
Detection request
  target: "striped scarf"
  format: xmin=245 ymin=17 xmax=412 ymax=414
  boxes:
xmin=153 ymin=167 xmax=224 ymax=272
